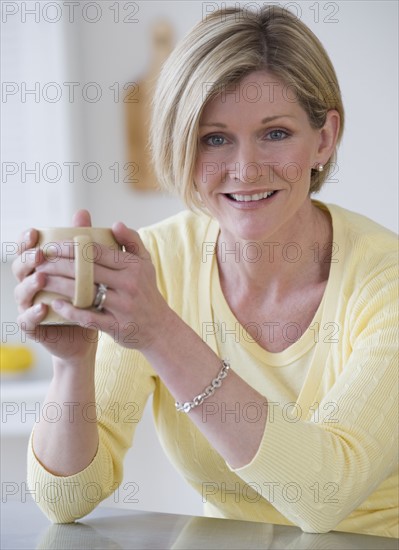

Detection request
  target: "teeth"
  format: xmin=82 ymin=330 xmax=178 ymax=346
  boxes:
xmin=229 ymin=191 xmax=275 ymax=202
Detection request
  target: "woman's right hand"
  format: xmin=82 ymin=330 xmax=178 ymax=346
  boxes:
xmin=14 ymin=212 xmax=100 ymax=479
xmin=12 ymin=210 xmax=98 ymax=365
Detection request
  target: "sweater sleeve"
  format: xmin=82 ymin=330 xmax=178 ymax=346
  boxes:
xmin=26 ymin=334 xmax=156 ymax=523
xmin=227 ymin=263 xmax=398 ymax=533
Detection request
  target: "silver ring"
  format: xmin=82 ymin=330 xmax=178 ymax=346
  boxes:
xmin=93 ymin=283 xmax=107 ymax=311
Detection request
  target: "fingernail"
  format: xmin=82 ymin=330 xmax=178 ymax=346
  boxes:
xmin=52 ymin=300 xmax=64 ymax=310
xmin=25 ymin=230 xmax=32 ymax=242
xmin=33 ymin=304 xmax=43 ymax=315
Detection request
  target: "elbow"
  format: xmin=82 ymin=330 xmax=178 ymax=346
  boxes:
xmin=50 ymin=515 xmax=76 ymax=525
xmin=25 ymin=477 xmax=102 ymax=524
xmin=294 ymin=507 xmax=345 ymax=534
xmin=35 ymin=499 xmax=97 ymax=525
xmin=298 ymin=519 xmax=336 ymax=534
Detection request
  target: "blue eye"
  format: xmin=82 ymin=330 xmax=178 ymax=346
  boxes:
xmin=268 ymin=129 xmax=288 ymax=140
xmin=204 ymin=135 xmax=226 ymax=147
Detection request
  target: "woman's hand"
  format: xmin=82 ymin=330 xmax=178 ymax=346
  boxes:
xmin=29 ymin=218 xmax=173 ymax=353
xmin=12 ymin=210 xmax=98 ymax=364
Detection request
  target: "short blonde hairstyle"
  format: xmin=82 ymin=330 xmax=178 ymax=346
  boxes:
xmin=150 ymin=5 xmax=344 ymax=209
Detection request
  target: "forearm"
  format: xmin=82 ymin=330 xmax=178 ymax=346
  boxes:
xmin=143 ymin=309 xmax=268 ymax=468
xmin=32 ymin=355 xmax=99 ymax=476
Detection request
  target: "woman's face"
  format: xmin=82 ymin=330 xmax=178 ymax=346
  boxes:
xmin=194 ymin=70 xmax=331 ymax=243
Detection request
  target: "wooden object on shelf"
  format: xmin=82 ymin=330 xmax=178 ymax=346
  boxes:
xmin=125 ymin=20 xmax=174 ymax=191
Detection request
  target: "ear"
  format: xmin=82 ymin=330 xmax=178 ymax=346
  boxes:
xmin=314 ymin=109 xmax=340 ymax=166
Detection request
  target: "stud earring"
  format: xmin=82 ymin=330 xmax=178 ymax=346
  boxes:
xmin=317 ymin=163 xmax=324 ymax=172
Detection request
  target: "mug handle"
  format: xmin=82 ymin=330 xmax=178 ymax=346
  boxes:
xmin=73 ymin=235 xmax=94 ymax=308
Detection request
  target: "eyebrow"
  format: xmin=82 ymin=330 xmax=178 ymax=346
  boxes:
xmin=199 ymin=115 xmax=295 ymax=128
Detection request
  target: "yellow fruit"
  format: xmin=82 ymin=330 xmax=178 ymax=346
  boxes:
xmin=0 ymin=346 xmax=34 ymax=372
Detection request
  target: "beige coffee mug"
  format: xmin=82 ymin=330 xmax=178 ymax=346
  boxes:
xmin=33 ymin=227 xmax=119 ymax=324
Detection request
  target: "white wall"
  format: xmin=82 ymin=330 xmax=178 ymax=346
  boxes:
xmin=1 ymin=0 xmax=397 ymax=519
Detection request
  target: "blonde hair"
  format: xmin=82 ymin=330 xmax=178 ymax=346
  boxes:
xmin=150 ymin=5 xmax=344 ymax=209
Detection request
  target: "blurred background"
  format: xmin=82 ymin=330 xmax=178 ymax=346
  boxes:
xmin=1 ymin=1 xmax=398 ymax=517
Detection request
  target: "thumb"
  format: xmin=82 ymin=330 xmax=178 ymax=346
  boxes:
xmin=112 ymin=222 xmax=149 ymax=259
xmin=72 ymin=209 xmax=92 ymax=227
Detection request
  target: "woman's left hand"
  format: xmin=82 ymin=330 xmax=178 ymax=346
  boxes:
xmin=36 ymin=217 xmax=173 ymax=352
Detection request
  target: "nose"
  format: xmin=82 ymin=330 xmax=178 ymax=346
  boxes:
xmin=226 ymin=142 xmax=262 ymax=184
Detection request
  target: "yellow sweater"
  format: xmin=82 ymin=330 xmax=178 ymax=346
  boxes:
xmin=28 ymin=201 xmax=398 ymax=537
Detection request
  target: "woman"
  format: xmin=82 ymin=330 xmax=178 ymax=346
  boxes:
xmin=13 ymin=6 xmax=398 ymax=537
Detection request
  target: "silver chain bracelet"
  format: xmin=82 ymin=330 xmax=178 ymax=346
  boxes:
xmin=175 ymin=359 xmax=231 ymax=413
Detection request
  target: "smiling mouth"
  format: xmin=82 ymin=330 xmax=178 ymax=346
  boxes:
xmin=226 ymin=190 xmax=278 ymax=202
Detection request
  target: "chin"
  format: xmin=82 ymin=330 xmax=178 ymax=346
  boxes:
xmin=225 ymin=221 xmax=278 ymax=244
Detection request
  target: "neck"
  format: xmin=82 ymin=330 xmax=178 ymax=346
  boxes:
xmin=216 ymin=200 xmax=333 ymax=301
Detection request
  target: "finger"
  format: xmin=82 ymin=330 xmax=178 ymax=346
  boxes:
xmin=73 ymin=209 xmax=92 ymax=227
xmin=11 ymin=227 xmax=40 ymax=280
xmin=17 ymin=228 xmax=39 ymax=252
xmin=36 ymin=256 xmax=75 ymax=277
xmin=38 ymin=258 xmax=114 ymax=294
xmin=14 ymin=271 xmax=47 ymax=312
xmin=44 ymin=275 xmax=122 ymax=315
xmin=35 ymin=243 xmax=129 ymax=275
xmin=17 ymin=303 xmax=48 ymax=337
xmin=51 ymin=298 xmax=114 ymax=329
xmin=12 ymin=247 xmax=45 ymax=282
xmin=43 ymin=274 xmax=98 ymax=307
xmin=112 ymin=222 xmax=150 ymax=260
